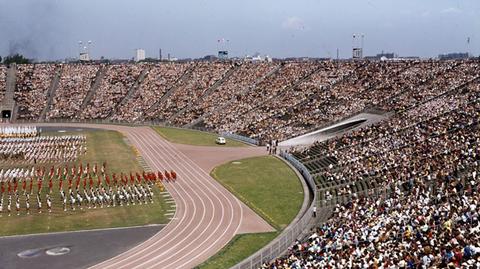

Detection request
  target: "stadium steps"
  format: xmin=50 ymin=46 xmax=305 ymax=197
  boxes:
xmin=259 ymin=61 xmax=370 ymax=139
xmin=403 ymin=75 xmax=480 ymax=113
xmin=237 ymin=63 xmax=326 ymax=122
xmin=39 ymin=66 xmax=62 ymax=121
xmin=4 ymin=64 xmax=16 ymax=101
xmin=79 ymin=66 xmax=105 ymax=114
xmin=166 ymin=63 xmax=239 ymax=125
xmin=107 ymin=67 xmax=149 ymax=119
xmin=378 ymin=61 xmax=463 ymax=109
xmin=1 ymin=64 xmax=17 ymax=121
xmin=184 ymin=63 xmax=283 ymax=128
xmin=141 ymin=64 xmax=196 ymax=122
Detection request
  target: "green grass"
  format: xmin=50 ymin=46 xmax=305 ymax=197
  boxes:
xmin=199 ymin=156 xmax=303 ymax=268
xmin=0 ymin=129 xmax=173 ymax=236
xmin=211 ymin=156 xmax=303 ymax=230
xmin=152 ymin=126 xmax=247 ymax=147
xmin=196 ymin=232 xmax=278 ymax=269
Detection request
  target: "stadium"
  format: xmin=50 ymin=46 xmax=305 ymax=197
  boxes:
xmin=1 ymin=1 xmax=479 ymax=269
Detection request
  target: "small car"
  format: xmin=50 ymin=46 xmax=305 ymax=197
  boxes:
xmin=216 ymin=136 xmax=226 ymax=145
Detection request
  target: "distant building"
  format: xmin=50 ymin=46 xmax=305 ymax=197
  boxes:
xmin=218 ymin=51 xmax=228 ymax=59
xmin=438 ymin=52 xmax=469 ymax=60
xmin=135 ymin=49 xmax=146 ymax=62
xmin=79 ymin=52 xmax=90 ymax=61
xmin=365 ymin=52 xmax=396 ymax=60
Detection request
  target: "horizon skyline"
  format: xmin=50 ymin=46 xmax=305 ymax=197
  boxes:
xmin=1 ymin=0 xmax=478 ymax=61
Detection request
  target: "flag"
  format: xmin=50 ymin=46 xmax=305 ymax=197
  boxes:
xmin=37 ymin=179 xmax=42 ymax=193
xmin=89 ymin=174 xmax=94 ymax=188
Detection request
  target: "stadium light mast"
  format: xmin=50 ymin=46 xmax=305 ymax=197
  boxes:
xmin=352 ymin=33 xmax=364 ymax=59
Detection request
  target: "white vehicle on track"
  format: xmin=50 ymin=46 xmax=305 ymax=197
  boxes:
xmin=215 ymin=136 xmax=226 ymax=145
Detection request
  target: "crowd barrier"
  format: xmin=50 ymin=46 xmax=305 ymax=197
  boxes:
xmin=11 ymin=118 xmax=261 ymax=146
xmin=230 ymin=151 xmax=317 ymax=269
xmin=220 ymin=132 xmax=260 ymax=146
xmin=11 ymin=118 xmax=313 ymax=269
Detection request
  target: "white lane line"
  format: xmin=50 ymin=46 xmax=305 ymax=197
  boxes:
xmin=124 ymin=129 xmax=216 ymax=269
xmin=137 ymin=130 xmax=240 ymax=269
xmin=91 ymin=128 xmax=195 ymax=269
xmin=97 ymin=128 xmax=208 ymax=269
xmin=34 ymin=124 xmax=242 ymax=269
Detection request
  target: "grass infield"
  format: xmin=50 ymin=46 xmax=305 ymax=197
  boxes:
xmin=152 ymin=126 xmax=246 ymax=147
xmin=196 ymin=232 xmax=278 ymax=269
xmin=200 ymin=156 xmax=303 ymax=268
xmin=0 ymin=129 xmax=172 ymax=236
xmin=211 ymin=156 xmax=303 ymax=230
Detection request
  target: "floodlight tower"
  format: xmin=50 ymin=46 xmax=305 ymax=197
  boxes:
xmin=352 ymin=33 xmax=365 ymax=59
xmin=78 ymin=40 xmax=93 ymax=61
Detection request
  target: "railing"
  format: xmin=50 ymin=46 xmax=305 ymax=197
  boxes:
xmin=230 ymin=151 xmax=317 ymax=269
xmin=220 ymin=132 xmax=260 ymax=146
xmin=11 ymin=118 xmax=263 ymax=146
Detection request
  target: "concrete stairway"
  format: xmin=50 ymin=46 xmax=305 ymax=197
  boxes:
xmin=0 ymin=64 xmax=17 ymax=121
xmin=165 ymin=64 xmax=239 ymax=124
xmin=140 ymin=64 xmax=196 ymax=122
xmin=107 ymin=67 xmax=149 ymax=119
xmin=185 ymin=64 xmax=283 ymax=128
xmin=78 ymin=66 xmax=105 ymax=117
xmin=39 ymin=66 xmax=62 ymax=121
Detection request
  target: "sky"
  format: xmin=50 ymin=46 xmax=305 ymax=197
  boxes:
xmin=0 ymin=0 xmax=478 ymax=61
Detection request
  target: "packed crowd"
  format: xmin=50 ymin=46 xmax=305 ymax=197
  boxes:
xmin=0 ymin=135 xmax=86 ymax=164
xmin=172 ymin=62 xmax=278 ymax=126
xmin=0 ymin=162 xmax=176 ymax=215
xmin=112 ymin=62 xmax=191 ymax=122
xmin=80 ymin=64 xmax=142 ymax=119
xmin=9 ymin=59 xmax=480 ymax=143
xmin=144 ymin=62 xmax=232 ymax=122
xmin=47 ymin=64 xmax=99 ymax=119
xmin=203 ymin=61 xmax=319 ymax=134
xmin=267 ymin=76 xmax=480 ymax=268
xmin=263 ymin=168 xmax=480 ymax=268
xmin=15 ymin=64 xmax=57 ymax=119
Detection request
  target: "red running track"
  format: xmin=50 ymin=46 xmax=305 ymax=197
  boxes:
xmin=31 ymin=124 xmax=245 ymax=269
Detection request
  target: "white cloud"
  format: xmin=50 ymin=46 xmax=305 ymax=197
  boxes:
xmin=440 ymin=7 xmax=462 ymax=14
xmin=282 ymin=16 xmax=307 ymax=31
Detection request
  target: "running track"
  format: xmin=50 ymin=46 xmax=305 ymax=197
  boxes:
xmin=34 ymin=124 xmax=251 ymax=269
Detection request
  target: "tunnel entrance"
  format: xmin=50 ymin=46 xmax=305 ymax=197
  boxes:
xmin=1 ymin=110 xmax=11 ymax=119
xmin=319 ymin=118 xmax=367 ymax=135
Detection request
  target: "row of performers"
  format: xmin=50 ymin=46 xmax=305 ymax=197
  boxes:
xmin=0 ymin=182 xmax=158 ymax=216
xmin=0 ymin=169 xmax=177 ymax=196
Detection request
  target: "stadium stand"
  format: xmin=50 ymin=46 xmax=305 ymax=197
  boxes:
xmin=3 ymin=58 xmax=480 ymax=268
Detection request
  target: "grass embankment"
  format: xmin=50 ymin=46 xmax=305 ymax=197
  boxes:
xmin=152 ymin=126 xmax=246 ymax=147
xmin=197 ymin=232 xmax=278 ymax=269
xmin=0 ymin=129 xmax=172 ymax=236
xmin=197 ymin=156 xmax=303 ymax=268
